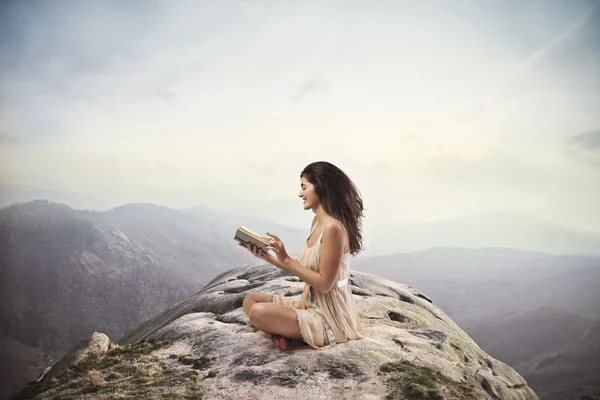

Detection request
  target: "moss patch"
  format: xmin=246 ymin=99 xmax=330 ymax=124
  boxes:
xmin=379 ymin=361 xmax=476 ymax=400
xmin=177 ymin=354 xmax=217 ymax=370
xmin=16 ymin=340 xmax=205 ymax=400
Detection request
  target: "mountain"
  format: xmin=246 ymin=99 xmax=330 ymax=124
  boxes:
xmin=525 ymin=320 xmax=600 ymax=400
xmin=466 ymin=307 xmax=600 ymax=400
xmin=183 ymin=204 xmax=308 ymax=258
xmin=352 ymin=247 xmax=600 ymax=326
xmin=0 ymin=200 xmax=281 ymax=399
xmin=193 ymin=201 xmax=600 ymax=257
xmin=466 ymin=306 xmax=593 ymax=368
xmin=0 ymin=185 xmax=111 ymax=211
xmin=4 ymin=185 xmax=600 ymax=257
xmin=3 ymin=199 xmax=598 ymax=399
xmin=102 ymin=203 xmax=242 ymax=277
xmin=183 ymin=194 xmax=310 ymax=231
xmin=13 ymin=265 xmax=538 ymax=399
xmin=363 ymin=209 xmax=600 ymax=256
xmin=0 ymin=337 xmax=62 ymax=400
xmin=352 ymin=248 xmax=600 ymax=399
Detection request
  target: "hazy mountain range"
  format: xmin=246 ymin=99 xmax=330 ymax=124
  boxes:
xmin=467 ymin=307 xmax=600 ymax=400
xmin=2 ymin=185 xmax=600 ymax=257
xmin=0 ymin=200 xmax=304 ymax=399
xmin=368 ymin=209 xmax=600 ymax=256
xmin=351 ymin=247 xmax=600 ymax=324
xmin=1 ymin=198 xmax=599 ymax=399
xmin=351 ymin=249 xmax=600 ymax=400
xmin=0 ymin=185 xmax=111 ymax=212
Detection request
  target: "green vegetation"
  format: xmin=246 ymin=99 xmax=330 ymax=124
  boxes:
xmin=379 ymin=361 xmax=476 ymax=400
xmin=17 ymin=340 xmax=206 ymax=400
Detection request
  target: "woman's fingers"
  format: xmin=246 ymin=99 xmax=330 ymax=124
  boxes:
xmin=266 ymin=233 xmax=281 ymax=242
xmin=239 ymin=242 xmax=271 ymax=259
xmin=267 ymin=234 xmax=284 ymax=250
xmin=240 ymin=242 xmax=257 ymax=254
xmin=250 ymin=244 xmax=265 ymax=257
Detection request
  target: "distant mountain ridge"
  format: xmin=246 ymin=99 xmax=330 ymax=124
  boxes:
xmin=466 ymin=306 xmax=600 ymax=400
xmin=0 ymin=185 xmax=111 ymax=211
xmin=0 ymin=199 xmax=300 ymax=399
xmin=364 ymin=209 xmax=600 ymax=256
xmin=352 ymin=249 xmax=600 ymax=400
xmin=2 ymin=198 xmax=599 ymax=399
xmin=352 ymin=247 xmax=600 ymax=327
xmin=3 ymin=185 xmax=600 ymax=257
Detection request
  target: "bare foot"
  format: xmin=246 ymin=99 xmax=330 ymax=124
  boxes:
xmin=271 ymin=334 xmax=289 ymax=351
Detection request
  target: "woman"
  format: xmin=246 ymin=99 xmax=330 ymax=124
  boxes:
xmin=239 ymin=161 xmax=367 ymax=351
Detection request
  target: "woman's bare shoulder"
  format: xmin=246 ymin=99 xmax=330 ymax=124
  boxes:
xmin=323 ymin=217 xmax=344 ymax=233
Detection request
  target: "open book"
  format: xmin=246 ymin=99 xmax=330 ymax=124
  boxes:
xmin=234 ymin=226 xmax=271 ymax=253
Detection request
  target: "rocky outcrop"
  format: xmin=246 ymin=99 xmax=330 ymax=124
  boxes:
xmin=39 ymin=332 xmax=110 ymax=382
xmin=15 ymin=263 xmax=539 ymax=399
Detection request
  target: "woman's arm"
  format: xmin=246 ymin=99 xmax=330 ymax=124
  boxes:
xmin=272 ymin=257 xmax=326 ymax=291
xmin=279 ymin=221 xmax=345 ymax=293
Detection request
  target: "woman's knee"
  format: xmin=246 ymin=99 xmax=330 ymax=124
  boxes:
xmin=242 ymin=293 xmax=255 ymax=314
xmin=248 ymin=303 xmax=266 ymax=324
xmin=244 ymin=292 xmax=258 ymax=305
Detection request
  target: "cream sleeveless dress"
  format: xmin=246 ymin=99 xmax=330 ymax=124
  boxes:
xmin=271 ymin=220 xmax=367 ymax=349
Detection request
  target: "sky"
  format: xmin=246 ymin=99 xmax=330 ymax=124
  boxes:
xmin=1 ymin=0 xmax=599 ymax=235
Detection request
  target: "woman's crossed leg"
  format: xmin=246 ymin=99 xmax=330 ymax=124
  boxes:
xmin=243 ymin=292 xmax=304 ymax=351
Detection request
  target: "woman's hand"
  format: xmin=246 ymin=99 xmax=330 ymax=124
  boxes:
xmin=265 ymin=233 xmax=290 ymax=265
xmin=238 ymin=242 xmax=277 ymax=264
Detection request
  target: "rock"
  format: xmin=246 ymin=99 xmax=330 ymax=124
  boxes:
xmin=12 ymin=339 xmax=201 ymax=400
xmin=16 ymin=264 xmax=540 ymax=399
xmin=13 ymin=332 xmax=110 ymax=399
xmin=42 ymin=332 xmax=110 ymax=381
xmin=117 ymin=264 xmax=538 ymax=399
xmin=35 ymin=367 xmax=51 ymax=383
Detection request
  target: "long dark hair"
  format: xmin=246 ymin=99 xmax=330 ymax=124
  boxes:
xmin=300 ymin=161 xmax=365 ymax=256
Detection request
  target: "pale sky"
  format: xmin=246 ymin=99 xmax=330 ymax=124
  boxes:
xmin=1 ymin=0 xmax=599 ymax=234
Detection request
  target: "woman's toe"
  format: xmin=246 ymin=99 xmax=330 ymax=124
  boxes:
xmin=272 ymin=335 xmax=281 ymax=347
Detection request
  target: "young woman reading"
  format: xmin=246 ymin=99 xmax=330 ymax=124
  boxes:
xmin=239 ymin=161 xmax=367 ymax=351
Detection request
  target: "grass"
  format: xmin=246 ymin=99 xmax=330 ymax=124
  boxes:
xmin=379 ymin=360 xmax=476 ymax=400
xmin=16 ymin=340 xmax=206 ymax=400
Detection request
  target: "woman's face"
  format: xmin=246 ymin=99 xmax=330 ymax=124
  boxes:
xmin=299 ymin=176 xmax=319 ymax=210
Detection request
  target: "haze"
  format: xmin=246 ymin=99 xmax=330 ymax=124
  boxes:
xmin=1 ymin=0 xmax=599 ymax=237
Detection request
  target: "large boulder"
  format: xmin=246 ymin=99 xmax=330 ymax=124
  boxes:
xmin=15 ymin=263 xmax=539 ymax=399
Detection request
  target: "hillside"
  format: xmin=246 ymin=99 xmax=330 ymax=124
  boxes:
xmin=467 ymin=307 xmax=600 ymax=400
xmin=352 ymin=247 xmax=600 ymax=324
xmin=0 ymin=200 xmax=272 ymax=399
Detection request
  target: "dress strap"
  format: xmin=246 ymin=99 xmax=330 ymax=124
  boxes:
xmin=316 ymin=228 xmax=324 ymax=244
xmin=307 ymin=220 xmax=318 ymax=240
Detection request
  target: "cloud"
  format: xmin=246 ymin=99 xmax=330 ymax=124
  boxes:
xmin=290 ymin=79 xmax=329 ymax=102
xmin=155 ymin=89 xmax=176 ymax=99
xmin=565 ymin=129 xmax=600 ymax=168
xmin=566 ymin=129 xmax=600 ymax=149
xmin=0 ymin=133 xmax=18 ymax=145
xmin=458 ymin=4 xmax=596 ymax=123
